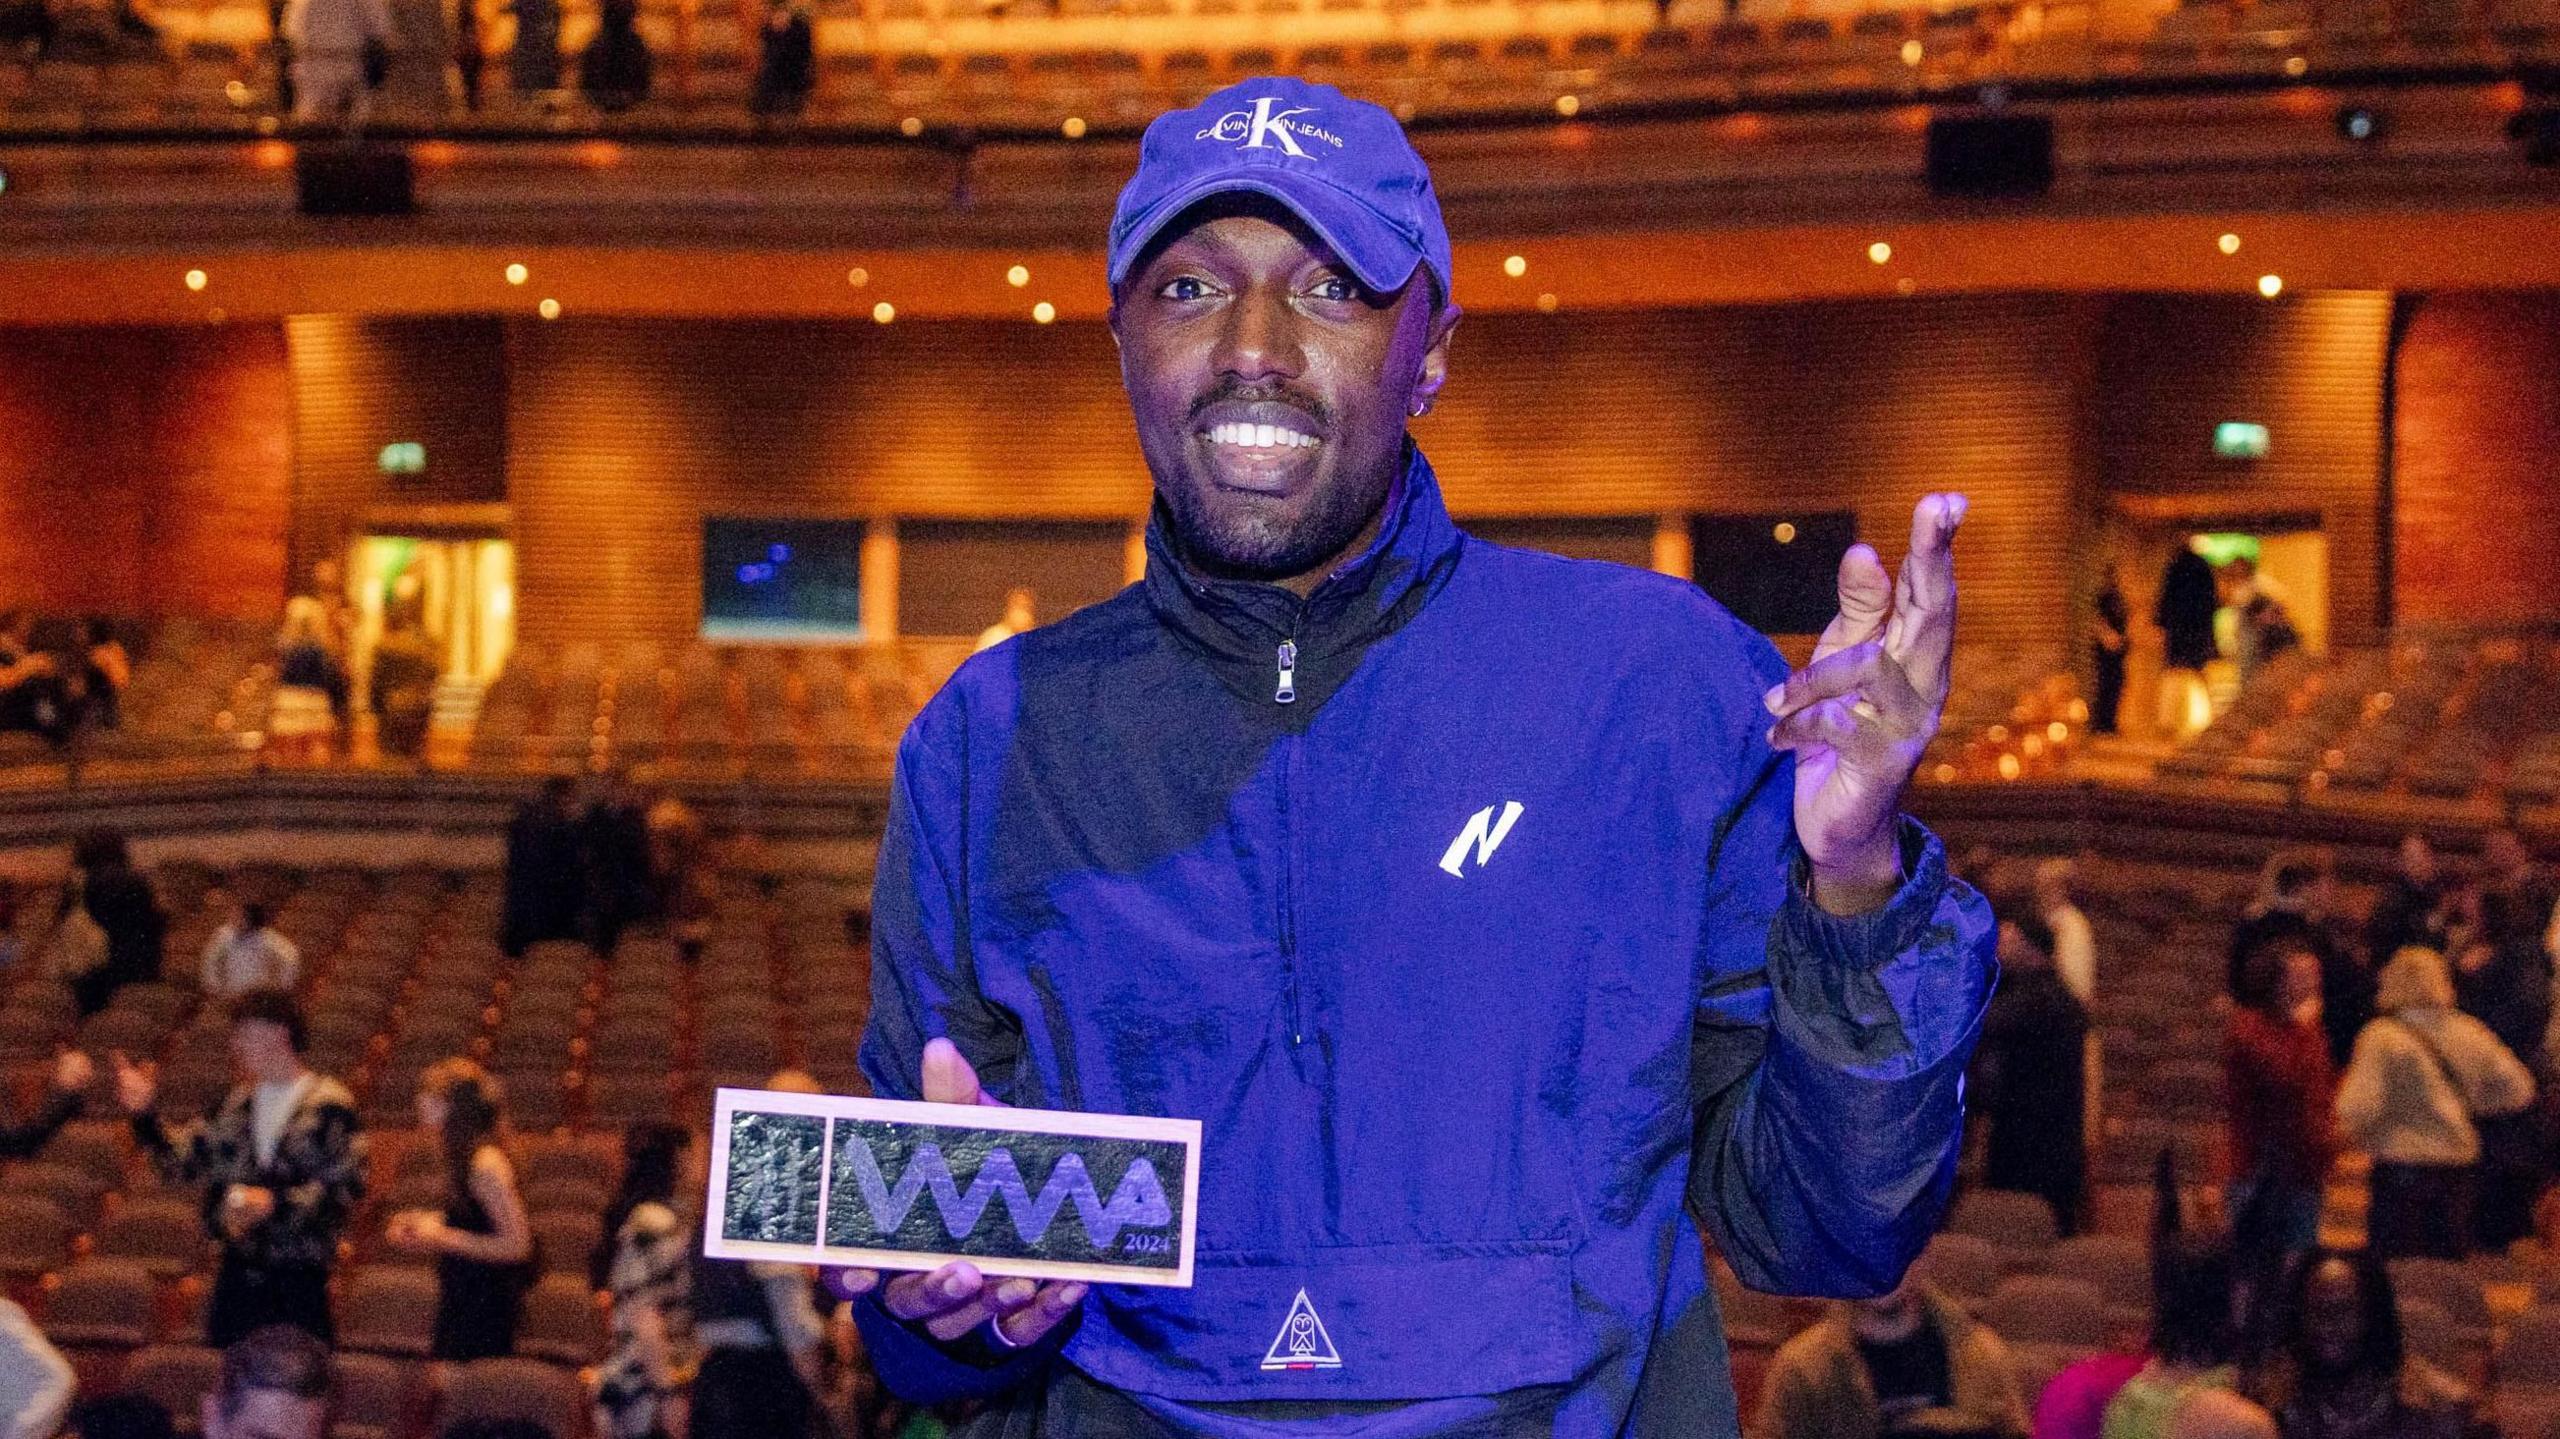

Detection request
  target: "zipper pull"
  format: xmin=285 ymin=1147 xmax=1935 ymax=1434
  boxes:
xmin=1275 ymin=640 xmax=1298 ymax=705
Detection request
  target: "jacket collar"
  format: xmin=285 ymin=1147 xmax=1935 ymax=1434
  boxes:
xmin=1141 ymin=438 xmax=1462 ymax=711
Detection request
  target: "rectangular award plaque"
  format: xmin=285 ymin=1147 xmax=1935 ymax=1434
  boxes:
xmin=704 ymin=1087 xmax=1203 ymax=1288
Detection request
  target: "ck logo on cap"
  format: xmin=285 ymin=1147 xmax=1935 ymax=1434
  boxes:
xmin=1196 ymin=96 xmax=1345 ymax=158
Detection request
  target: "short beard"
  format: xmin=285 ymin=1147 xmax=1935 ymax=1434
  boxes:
xmin=1162 ymin=461 xmax=1395 ymax=583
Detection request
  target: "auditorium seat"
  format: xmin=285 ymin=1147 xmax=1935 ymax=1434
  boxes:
xmin=339 ymin=1267 xmax=441 ymax=1357
xmin=3 ymin=1160 xmax=112 ymax=1229
xmin=1980 ymin=1273 xmax=2109 ymax=1402
xmin=330 ymin=1351 xmax=418 ymax=1439
xmin=1941 ymin=1188 xmax=2060 ymax=1256
xmin=94 ymin=1196 xmax=212 ymax=1280
xmin=1914 ymin=1231 xmax=2009 ymax=1301
xmin=516 ymin=1272 xmax=611 ymax=1365
xmin=42 ymin=1258 xmax=157 ymax=1351
xmin=2389 ymin=1256 xmax=2493 ymax=1339
xmin=436 ymin=1356 xmax=593 ymax=1438
xmin=0 ymin=1192 xmax=77 ymax=1280
xmin=2048 ymin=1233 xmax=2150 ymax=1338
xmin=124 ymin=1344 xmax=225 ymax=1437
xmin=529 ymin=1210 xmax=602 ymax=1274
xmin=2393 ymin=1296 xmax=2472 ymax=1382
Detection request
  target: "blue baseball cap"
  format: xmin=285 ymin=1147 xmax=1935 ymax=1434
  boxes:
xmin=1107 ymin=77 xmax=1453 ymax=306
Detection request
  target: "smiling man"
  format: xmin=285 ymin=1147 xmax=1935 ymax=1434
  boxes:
xmin=846 ymin=76 xmax=1997 ymax=1438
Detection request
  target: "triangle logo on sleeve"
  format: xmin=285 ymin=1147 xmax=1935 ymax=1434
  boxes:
xmin=1259 ymin=1289 xmax=1342 ymax=1371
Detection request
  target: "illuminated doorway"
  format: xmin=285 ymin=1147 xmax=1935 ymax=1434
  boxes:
xmin=2101 ymin=507 xmax=2327 ymax=742
xmin=348 ymin=533 xmax=515 ymax=757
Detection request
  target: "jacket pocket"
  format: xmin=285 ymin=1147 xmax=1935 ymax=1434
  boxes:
xmin=1064 ymin=1240 xmax=1582 ymax=1403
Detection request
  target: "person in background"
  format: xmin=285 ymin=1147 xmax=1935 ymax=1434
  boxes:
xmin=386 ymin=1058 xmax=533 ymax=1362
xmin=2037 ymin=856 xmax=2099 ymax=1006
xmin=2448 ymin=876 xmax=2555 ymax=1253
xmin=0 ymin=1295 xmax=72 ymax=1439
xmin=80 ymin=619 xmax=130 ymax=733
xmin=1974 ymin=902 xmax=2089 ymax=1237
xmin=2097 ymin=1161 xmax=2248 ymax=1439
xmin=2224 ymin=558 xmax=2298 ymax=683
xmin=1751 ymin=1270 xmax=2028 ymax=1439
xmin=114 ymin=990 xmax=368 ymax=1344
xmin=748 ymin=0 xmax=812 ymax=117
xmin=0 ymin=610 xmax=73 ymax=746
xmin=2155 ymin=545 xmax=2219 ymax=739
xmin=692 ymin=1069 xmax=830 ymax=1439
xmin=2162 ymin=1392 xmax=2276 ymax=1439
xmin=202 ymin=900 xmax=301 ymax=1000
xmin=644 ymin=789 xmax=714 ymax=963
xmin=2334 ymin=947 xmax=2535 ymax=1260
xmin=201 ymin=1326 xmax=330 ymax=1439
xmin=2250 ymin=1248 xmax=2479 ymax=1439
xmin=0 ymin=1049 xmax=96 ymax=1158
xmin=281 ymin=0 xmax=392 ymax=125
xmin=2230 ymin=856 xmax=2366 ymax=1068
xmin=2365 ymin=836 xmax=2449 ymax=976
xmin=67 ymin=827 xmax=166 ymax=1017
xmin=2222 ymin=942 xmax=2338 ymax=1266
xmin=265 ymin=598 xmax=342 ymax=767
xmin=504 ymin=0 xmax=555 ymax=90
xmin=501 ymin=776 xmax=587 ymax=958
xmin=2040 ymin=1157 xmax=2239 ymax=1439
xmin=576 ymin=0 xmax=648 ymax=111
xmin=594 ymin=1121 xmax=698 ymax=1439
xmin=450 ymin=0 xmax=480 ymax=108
xmin=582 ymin=770 xmax=655 ymax=957
xmin=2090 ymin=566 xmax=2129 ymax=736
xmin=972 ymin=587 xmax=1037 ymax=654
xmin=66 ymin=1394 xmax=175 ymax=1439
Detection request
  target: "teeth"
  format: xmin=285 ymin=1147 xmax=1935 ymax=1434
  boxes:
xmin=1205 ymin=422 xmax=1318 ymax=449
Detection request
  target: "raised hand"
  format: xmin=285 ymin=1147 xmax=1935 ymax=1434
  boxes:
xmin=855 ymin=1038 xmax=1089 ymax=1347
xmin=1764 ymin=493 xmax=1966 ymax=914
xmin=109 ymin=1050 xmax=157 ymax=1114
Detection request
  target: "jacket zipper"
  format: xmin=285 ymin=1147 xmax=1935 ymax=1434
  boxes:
xmin=1275 ymin=631 xmax=1302 ymax=1045
xmin=1276 ymin=731 xmax=1302 ymax=1047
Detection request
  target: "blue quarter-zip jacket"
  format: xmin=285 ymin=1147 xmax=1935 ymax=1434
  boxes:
xmin=854 ymin=441 xmax=1997 ymax=1438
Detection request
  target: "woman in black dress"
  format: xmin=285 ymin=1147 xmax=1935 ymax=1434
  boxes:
xmin=388 ymin=1059 xmax=535 ymax=1361
xmin=65 ymin=828 xmax=165 ymax=1017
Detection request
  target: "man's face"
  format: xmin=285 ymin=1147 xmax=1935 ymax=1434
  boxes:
xmin=1112 ymin=196 xmax=1457 ymax=584
xmin=203 ymin=1390 xmax=325 ymax=1439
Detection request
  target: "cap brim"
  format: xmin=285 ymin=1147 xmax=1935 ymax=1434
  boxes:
xmin=1108 ymin=170 xmax=1425 ymax=298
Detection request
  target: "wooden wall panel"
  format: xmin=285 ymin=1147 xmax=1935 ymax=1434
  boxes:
xmin=2393 ymin=292 xmax=2560 ymax=627
xmin=506 ymin=317 xmax=1151 ymax=648
xmin=0 ymin=323 xmax=292 ymax=620
xmin=1431 ymin=297 xmax=2103 ymax=652
xmin=897 ymin=520 xmax=1130 ymax=638
xmin=285 ymin=314 xmax=509 ymax=580
xmin=2094 ymin=292 xmax=2392 ymax=641
xmin=508 ymin=300 xmax=2101 ymax=651
xmin=1464 ymin=517 xmax=1658 ymax=570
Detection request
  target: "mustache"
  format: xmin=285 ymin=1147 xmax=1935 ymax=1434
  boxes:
xmin=1189 ymin=381 xmax=1331 ymax=428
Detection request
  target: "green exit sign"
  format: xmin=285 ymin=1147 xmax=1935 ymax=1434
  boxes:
xmin=2213 ymin=422 xmax=2269 ymax=460
xmin=378 ymin=442 xmax=426 ymax=475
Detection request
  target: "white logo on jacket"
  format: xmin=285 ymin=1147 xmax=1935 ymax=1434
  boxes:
xmin=1259 ymin=1289 xmax=1342 ymax=1370
xmin=1439 ymin=801 xmax=1524 ymax=878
